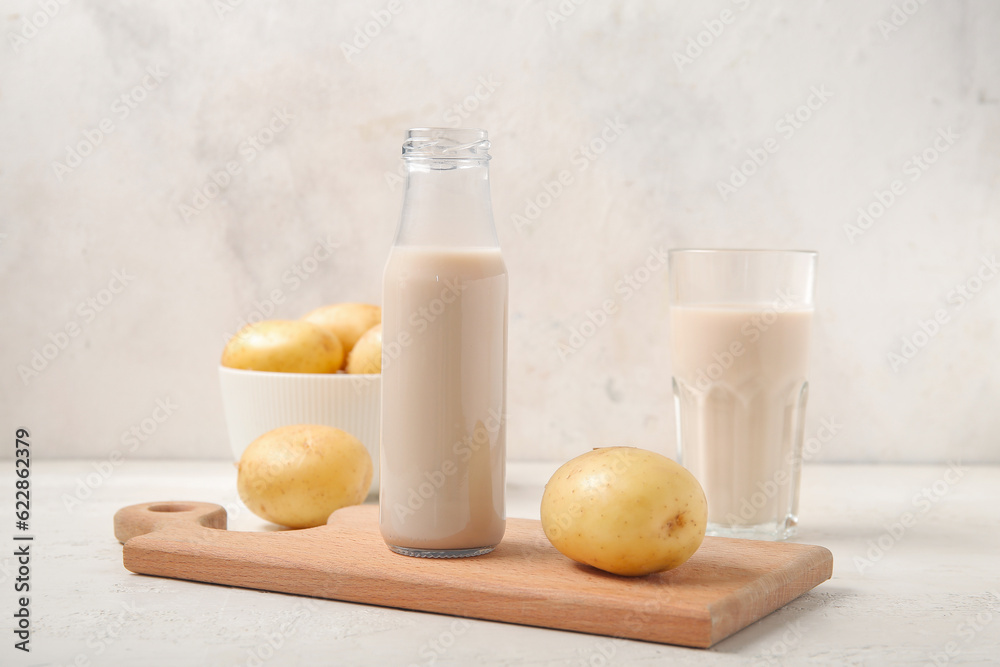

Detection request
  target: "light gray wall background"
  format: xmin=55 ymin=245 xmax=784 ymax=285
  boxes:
xmin=1 ymin=0 xmax=998 ymax=463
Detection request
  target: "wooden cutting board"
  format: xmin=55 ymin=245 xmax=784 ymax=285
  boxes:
xmin=114 ymin=501 xmax=832 ymax=648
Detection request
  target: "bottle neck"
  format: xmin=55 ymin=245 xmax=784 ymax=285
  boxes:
xmin=394 ymin=159 xmax=498 ymax=248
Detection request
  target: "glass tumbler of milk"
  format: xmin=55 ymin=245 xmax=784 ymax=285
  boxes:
xmin=668 ymin=249 xmax=817 ymax=540
xmin=379 ymin=128 xmax=507 ymax=558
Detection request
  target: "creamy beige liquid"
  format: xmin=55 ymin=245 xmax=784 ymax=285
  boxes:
xmin=670 ymin=306 xmax=812 ymax=530
xmin=380 ymin=246 xmax=507 ymax=551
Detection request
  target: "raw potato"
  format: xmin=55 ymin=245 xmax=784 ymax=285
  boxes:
xmin=346 ymin=324 xmax=382 ymax=374
xmin=221 ymin=320 xmax=343 ymax=373
xmin=302 ymin=303 xmax=381 ymax=357
xmin=237 ymin=424 xmax=373 ymax=528
xmin=540 ymin=447 xmax=708 ymax=576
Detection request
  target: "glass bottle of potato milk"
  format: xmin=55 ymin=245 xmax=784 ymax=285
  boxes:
xmin=379 ymin=128 xmax=507 ymax=558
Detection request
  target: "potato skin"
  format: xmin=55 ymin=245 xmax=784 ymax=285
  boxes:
xmin=237 ymin=424 xmax=373 ymax=528
xmin=302 ymin=303 xmax=381 ymax=357
xmin=221 ymin=320 xmax=343 ymax=373
xmin=540 ymin=447 xmax=707 ymax=576
xmin=345 ymin=324 xmax=381 ymax=374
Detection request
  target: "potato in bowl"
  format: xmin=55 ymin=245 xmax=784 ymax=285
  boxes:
xmin=221 ymin=320 xmax=343 ymax=373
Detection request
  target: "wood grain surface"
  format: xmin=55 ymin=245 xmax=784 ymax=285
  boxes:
xmin=114 ymin=501 xmax=832 ymax=648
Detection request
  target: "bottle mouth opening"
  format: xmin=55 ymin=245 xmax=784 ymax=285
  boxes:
xmin=402 ymin=128 xmax=491 ymax=160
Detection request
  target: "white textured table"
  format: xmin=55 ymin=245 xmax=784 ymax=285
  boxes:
xmin=4 ymin=461 xmax=998 ymax=666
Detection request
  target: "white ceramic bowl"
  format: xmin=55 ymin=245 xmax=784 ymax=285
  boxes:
xmin=218 ymin=366 xmax=381 ymax=495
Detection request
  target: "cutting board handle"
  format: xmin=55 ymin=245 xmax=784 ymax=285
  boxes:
xmin=114 ymin=501 xmax=227 ymax=543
